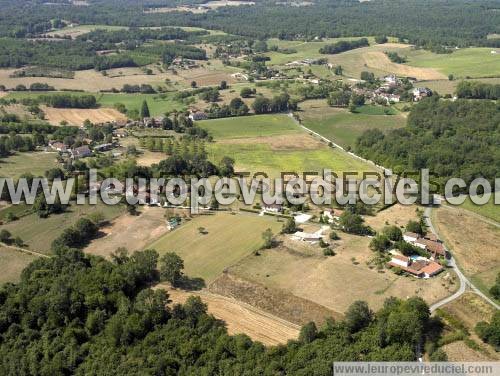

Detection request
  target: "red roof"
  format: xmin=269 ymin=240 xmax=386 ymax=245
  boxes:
xmin=416 ymin=238 xmax=446 ymax=256
xmin=421 ymin=262 xmax=443 ymax=276
xmin=392 ymin=254 xmax=409 ymax=262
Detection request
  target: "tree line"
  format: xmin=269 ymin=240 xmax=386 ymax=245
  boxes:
xmin=319 ymin=38 xmax=369 ymax=54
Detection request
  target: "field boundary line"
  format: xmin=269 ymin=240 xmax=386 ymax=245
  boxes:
xmin=0 ymin=242 xmax=50 ymax=258
xmin=440 ymin=202 xmax=500 ymax=229
xmin=195 ymin=289 xmax=302 ymax=330
xmin=288 ymin=112 xmax=389 ymax=173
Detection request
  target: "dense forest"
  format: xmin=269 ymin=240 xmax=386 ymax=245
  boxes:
xmin=355 ymin=97 xmax=500 ymax=191
xmin=0 ymin=36 xmax=206 ymax=70
xmin=0 ymin=0 xmax=498 ymax=48
xmin=0 ymin=246 xmax=443 ymax=375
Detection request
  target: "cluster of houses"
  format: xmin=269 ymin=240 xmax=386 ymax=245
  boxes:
xmin=48 ymin=138 xmax=121 ymax=159
xmin=350 ymin=73 xmax=432 ymax=104
xmin=388 ymin=253 xmax=444 ymax=279
xmin=168 ymin=57 xmax=199 ymax=70
xmin=285 ymin=58 xmax=321 ymax=67
xmin=387 ymin=232 xmax=447 ymax=279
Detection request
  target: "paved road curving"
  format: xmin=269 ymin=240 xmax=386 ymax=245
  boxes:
xmin=424 ymin=207 xmax=500 ymax=312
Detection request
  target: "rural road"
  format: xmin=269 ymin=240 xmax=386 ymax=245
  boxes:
xmin=424 ymin=207 xmax=500 ymax=312
xmin=289 ymin=111 xmax=499 ymax=312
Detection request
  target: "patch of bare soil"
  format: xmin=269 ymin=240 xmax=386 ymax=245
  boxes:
xmin=43 ymin=106 xmax=128 ymax=126
xmin=85 ymin=207 xmax=168 ymax=257
xmin=164 ymin=287 xmax=300 ymax=346
xmin=209 ymin=272 xmax=343 ymax=326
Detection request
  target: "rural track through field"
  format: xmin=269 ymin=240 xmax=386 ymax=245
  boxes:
xmin=0 ymin=242 xmax=49 ymax=258
xmin=424 ymin=207 xmax=500 ymax=312
xmin=287 ymin=112 xmax=391 ymax=174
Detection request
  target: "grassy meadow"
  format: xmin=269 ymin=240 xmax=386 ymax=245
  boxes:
xmin=199 ymin=114 xmax=299 ymax=139
xmin=199 ymin=114 xmax=375 ymax=176
xmin=406 ymin=47 xmax=500 ymax=79
xmin=0 ymin=152 xmax=59 ymax=178
xmin=1 ymin=201 xmax=126 ymax=254
xmin=0 ymin=247 xmax=38 ymax=284
xmin=299 ymin=101 xmax=406 ymax=149
xmin=458 ymin=196 xmax=500 ymax=223
xmin=147 ymin=212 xmax=283 ymax=282
xmin=6 ymin=91 xmax=185 ymax=117
xmin=264 ymin=37 xmax=377 ymax=66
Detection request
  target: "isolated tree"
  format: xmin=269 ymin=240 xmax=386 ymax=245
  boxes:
xmin=281 ymin=218 xmax=297 ymax=234
xmin=240 ymin=87 xmax=254 ymax=98
xmin=345 ymin=300 xmax=373 ymax=333
xmin=140 ymin=100 xmax=150 ymax=119
xmin=159 ymin=252 xmax=184 ymax=286
xmin=406 ymin=220 xmax=423 ymax=235
xmin=299 ymin=322 xmax=318 ymax=344
xmin=219 ymin=80 xmax=228 ymax=90
xmin=261 ymin=228 xmax=274 ymax=249
xmin=381 ymin=225 xmax=401 ymax=241
xmin=369 ymin=234 xmax=391 ymax=252
xmin=0 ymin=229 xmax=12 ymax=243
xmin=190 ymin=81 xmax=197 ymax=88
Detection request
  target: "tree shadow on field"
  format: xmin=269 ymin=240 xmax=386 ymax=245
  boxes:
xmin=177 ymin=275 xmax=206 ymax=291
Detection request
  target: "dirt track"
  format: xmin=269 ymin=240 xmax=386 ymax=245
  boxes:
xmin=165 ymin=288 xmax=300 ymax=346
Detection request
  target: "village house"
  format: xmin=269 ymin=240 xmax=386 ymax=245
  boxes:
xmin=378 ymin=93 xmax=400 ymax=104
xmin=383 ymin=74 xmax=399 ymax=86
xmin=413 ymin=87 xmax=432 ymax=101
xmin=291 ymin=231 xmax=323 ymax=243
xmin=49 ymin=141 xmax=68 ymax=153
xmin=323 ymin=208 xmax=343 ymax=223
xmin=403 ymin=232 xmax=420 ymax=243
xmin=403 ymin=232 xmax=447 ymax=260
xmin=93 ymin=143 xmax=114 ymax=152
xmin=113 ymin=128 xmax=128 ymax=138
xmin=387 ymin=254 xmax=444 ymax=278
xmin=70 ymin=145 xmax=92 ymax=159
xmin=188 ymin=111 xmax=208 ymax=121
xmin=230 ymin=72 xmax=249 ymax=81
xmin=262 ymin=203 xmax=283 ymax=213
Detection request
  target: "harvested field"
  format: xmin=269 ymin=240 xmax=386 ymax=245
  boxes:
xmin=176 ymin=67 xmax=238 ymax=87
xmin=365 ymin=204 xmax=420 ymax=232
xmin=0 ymin=66 xmax=180 ymax=91
xmin=42 ymin=106 xmax=128 ymax=126
xmin=218 ymin=133 xmax=324 ymax=150
xmin=432 ymin=206 xmax=500 ymax=295
xmin=229 ymin=231 xmax=458 ymax=314
xmin=209 ymin=272 xmax=342 ymax=326
xmin=163 ymin=287 xmax=300 ymax=346
xmin=0 ymin=246 xmax=38 ymax=284
xmin=85 ymin=206 xmax=168 ymax=257
xmin=135 ymin=150 xmax=167 ymax=166
xmin=362 ymin=51 xmax=446 ymax=80
xmin=442 ymin=341 xmax=497 ymax=362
